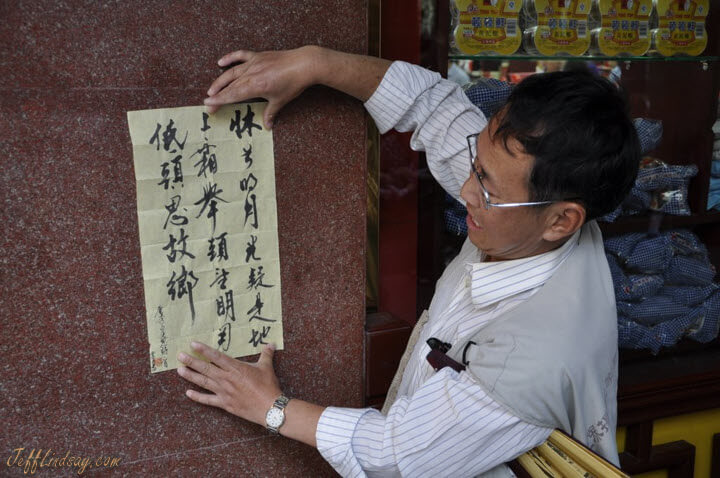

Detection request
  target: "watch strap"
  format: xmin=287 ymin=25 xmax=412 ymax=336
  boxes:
xmin=266 ymin=394 xmax=290 ymax=434
xmin=273 ymin=394 xmax=290 ymax=409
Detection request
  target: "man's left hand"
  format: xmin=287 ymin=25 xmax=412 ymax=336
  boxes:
xmin=177 ymin=342 xmax=282 ymax=427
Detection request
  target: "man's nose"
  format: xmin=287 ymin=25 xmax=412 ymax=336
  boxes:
xmin=460 ymin=176 xmax=477 ymax=207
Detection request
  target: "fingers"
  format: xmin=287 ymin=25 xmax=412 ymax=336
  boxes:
xmin=263 ymin=103 xmax=281 ymax=130
xmin=218 ymin=50 xmax=255 ymax=67
xmin=204 ymin=77 xmax=253 ymax=110
xmin=189 ymin=341 xmax=237 ymax=371
xmin=177 ymin=365 xmax=219 ymax=392
xmin=257 ymin=343 xmax=276 ymax=369
xmin=185 ymin=389 xmax=223 ymax=408
xmin=207 ymin=62 xmax=251 ymax=97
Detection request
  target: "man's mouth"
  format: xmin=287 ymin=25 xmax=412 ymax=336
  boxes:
xmin=466 ymin=214 xmax=481 ymax=230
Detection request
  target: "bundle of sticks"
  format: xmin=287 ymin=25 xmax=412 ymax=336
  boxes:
xmin=508 ymin=430 xmax=629 ymax=478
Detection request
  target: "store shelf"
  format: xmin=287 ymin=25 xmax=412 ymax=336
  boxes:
xmin=449 ymin=53 xmax=720 ymax=62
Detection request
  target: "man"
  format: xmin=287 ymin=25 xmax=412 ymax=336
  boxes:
xmin=176 ymin=46 xmax=640 ymax=477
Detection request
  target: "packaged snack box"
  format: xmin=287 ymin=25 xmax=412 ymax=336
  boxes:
xmin=652 ymin=0 xmax=708 ymax=56
xmin=524 ymin=0 xmax=592 ymax=55
xmin=593 ymin=0 xmax=652 ymax=55
xmin=453 ymin=0 xmax=523 ymax=55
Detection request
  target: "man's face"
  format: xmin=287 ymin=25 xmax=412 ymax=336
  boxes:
xmin=460 ymin=121 xmax=552 ymax=262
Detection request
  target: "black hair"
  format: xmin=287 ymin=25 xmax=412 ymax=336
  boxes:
xmin=493 ymin=70 xmax=640 ymax=221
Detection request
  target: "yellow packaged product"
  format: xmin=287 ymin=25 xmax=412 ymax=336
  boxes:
xmin=526 ymin=0 xmax=592 ymax=56
xmin=594 ymin=0 xmax=652 ymax=55
xmin=453 ymin=0 xmax=523 ymax=55
xmin=652 ymin=0 xmax=708 ymax=56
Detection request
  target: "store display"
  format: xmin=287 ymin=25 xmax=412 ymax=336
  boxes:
xmin=523 ymin=0 xmax=593 ymax=55
xmin=651 ymin=0 xmax=708 ymax=56
xmin=602 ymin=158 xmax=698 ymax=222
xmin=452 ymin=0 xmax=523 ymax=55
xmin=607 ymin=230 xmax=720 ymax=353
xmin=591 ymin=0 xmax=652 ymax=56
xmin=448 ymin=0 xmax=711 ymax=57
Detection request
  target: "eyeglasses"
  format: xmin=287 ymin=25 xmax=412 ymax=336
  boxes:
xmin=466 ymin=133 xmax=555 ymax=210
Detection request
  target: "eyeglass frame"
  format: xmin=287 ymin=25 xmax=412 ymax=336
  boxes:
xmin=466 ymin=133 xmax=555 ymax=210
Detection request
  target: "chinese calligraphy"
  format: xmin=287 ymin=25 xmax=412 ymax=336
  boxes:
xmin=128 ymin=103 xmax=283 ymax=373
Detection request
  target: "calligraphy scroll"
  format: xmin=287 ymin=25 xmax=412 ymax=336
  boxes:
xmin=127 ymin=103 xmax=283 ymax=373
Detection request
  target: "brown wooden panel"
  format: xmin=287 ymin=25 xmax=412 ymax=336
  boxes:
xmin=620 ymin=440 xmax=695 ymax=478
xmin=618 ymin=343 xmax=720 ymax=425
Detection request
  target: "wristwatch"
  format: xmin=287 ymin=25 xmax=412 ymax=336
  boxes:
xmin=265 ymin=394 xmax=290 ymax=434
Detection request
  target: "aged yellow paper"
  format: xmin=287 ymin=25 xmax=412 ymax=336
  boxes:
xmin=127 ymin=103 xmax=283 ymax=373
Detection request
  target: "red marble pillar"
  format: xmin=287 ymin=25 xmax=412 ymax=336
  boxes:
xmin=1 ymin=2 xmax=367 ymax=475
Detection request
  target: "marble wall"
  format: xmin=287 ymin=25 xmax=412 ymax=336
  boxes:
xmin=1 ymin=1 xmax=368 ymax=475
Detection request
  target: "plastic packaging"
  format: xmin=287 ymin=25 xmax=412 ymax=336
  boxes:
xmin=452 ymin=0 xmax=523 ymax=55
xmin=601 ymin=157 xmax=698 ymax=222
xmin=590 ymin=0 xmax=652 ymax=55
xmin=522 ymin=0 xmax=592 ymax=55
xmin=651 ymin=0 xmax=708 ymax=56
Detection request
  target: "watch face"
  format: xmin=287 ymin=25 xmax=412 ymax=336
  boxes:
xmin=266 ymin=407 xmax=284 ymax=428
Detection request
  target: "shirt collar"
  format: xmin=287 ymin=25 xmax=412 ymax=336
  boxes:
xmin=466 ymin=228 xmax=582 ymax=308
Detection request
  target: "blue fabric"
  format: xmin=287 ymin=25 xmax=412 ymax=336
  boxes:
xmin=602 ymin=162 xmax=698 ymax=222
xmin=617 ymin=296 xmax=692 ymax=326
xmin=633 ymin=118 xmax=663 ymax=154
xmin=668 ymin=229 xmax=709 ymax=257
xmin=463 ymin=78 xmax=513 ymax=119
xmin=618 ymin=314 xmax=691 ymax=353
xmin=444 ymin=194 xmax=468 ymax=237
xmin=664 ymin=256 xmax=717 ymax=286
xmin=604 ymin=233 xmax=644 ymax=263
xmin=618 ymin=291 xmax=720 ymax=353
xmin=607 ymin=229 xmax=720 ymax=353
xmin=606 ymin=254 xmax=665 ymax=301
xmin=626 ymin=235 xmax=675 ymax=273
xmin=712 ymin=160 xmax=720 ymax=178
xmin=708 ymin=177 xmax=720 ymax=210
xmin=661 ymin=284 xmax=719 ymax=306
xmin=686 ymin=292 xmax=720 ymax=342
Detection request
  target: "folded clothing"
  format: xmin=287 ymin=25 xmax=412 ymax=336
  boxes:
xmin=604 ymin=230 xmax=707 ymax=274
xmin=602 ymin=160 xmax=698 ymax=222
xmin=618 ymin=291 xmax=720 ymax=353
xmin=664 ymin=255 xmax=717 ymax=286
xmin=606 ymin=254 xmax=664 ymax=301
xmin=606 ymin=229 xmax=720 ymax=353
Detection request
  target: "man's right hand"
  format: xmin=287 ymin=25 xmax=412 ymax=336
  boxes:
xmin=205 ymin=46 xmax=321 ymax=129
xmin=204 ymin=45 xmax=391 ymax=129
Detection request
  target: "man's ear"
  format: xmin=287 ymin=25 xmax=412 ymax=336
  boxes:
xmin=542 ymin=202 xmax=586 ymax=242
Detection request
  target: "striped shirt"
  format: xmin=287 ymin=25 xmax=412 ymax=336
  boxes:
xmin=315 ymin=62 xmax=579 ymax=477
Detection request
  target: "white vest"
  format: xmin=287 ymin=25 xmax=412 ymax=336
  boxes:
xmin=385 ymin=221 xmax=620 ymax=472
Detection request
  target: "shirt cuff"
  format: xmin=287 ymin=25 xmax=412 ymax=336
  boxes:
xmin=316 ymin=406 xmax=374 ymax=477
xmin=364 ymin=61 xmax=442 ymax=134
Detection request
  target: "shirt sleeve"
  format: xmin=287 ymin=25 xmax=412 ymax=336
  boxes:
xmin=315 ymin=368 xmax=553 ymax=478
xmin=363 ymin=61 xmax=488 ymax=203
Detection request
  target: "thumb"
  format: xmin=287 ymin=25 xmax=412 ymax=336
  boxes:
xmin=257 ymin=342 xmax=276 ymax=369
xmin=263 ymin=102 xmax=283 ymax=130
